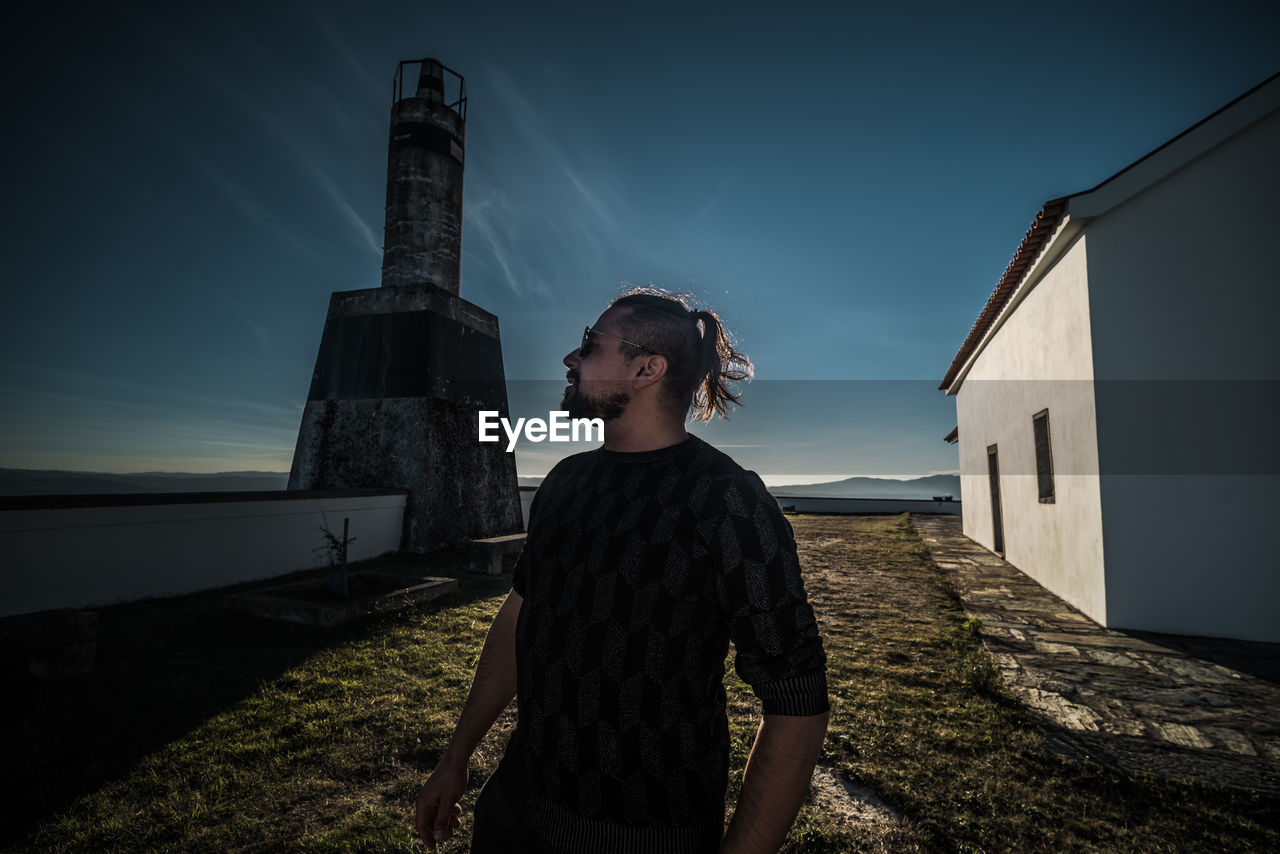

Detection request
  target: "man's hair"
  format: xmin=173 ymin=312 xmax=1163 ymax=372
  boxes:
xmin=608 ymin=287 xmax=753 ymax=422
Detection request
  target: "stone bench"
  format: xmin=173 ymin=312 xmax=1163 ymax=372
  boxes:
xmin=470 ymin=533 xmax=527 ymax=576
xmin=0 ymin=608 xmax=98 ymax=679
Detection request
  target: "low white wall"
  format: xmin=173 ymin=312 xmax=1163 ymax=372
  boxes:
xmin=771 ymin=496 xmax=961 ymax=515
xmin=0 ymin=490 xmax=407 ymax=617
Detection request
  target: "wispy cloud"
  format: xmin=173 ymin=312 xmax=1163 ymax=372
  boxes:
xmin=0 ymin=363 xmax=300 ymax=420
xmin=307 ymin=165 xmax=382 ymax=256
xmin=461 ymin=69 xmax=664 ymax=306
xmin=0 ymin=377 xmax=300 ymax=473
xmin=233 ymin=89 xmax=381 ymax=258
xmin=463 ymin=189 xmax=557 ymax=302
xmin=126 ymin=12 xmax=382 ymax=259
xmin=211 ymin=288 xmax=275 ymax=355
xmin=478 ymin=68 xmax=689 ymax=296
xmin=463 ymin=192 xmax=522 ymax=296
xmin=314 ymin=16 xmax=383 ymax=99
xmin=189 ymin=154 xmax=329 ymax=264
xmin=697 ymin=160 xmax=742 ymax=220
xmin=489 ymin=70 xmax=621 ymax=230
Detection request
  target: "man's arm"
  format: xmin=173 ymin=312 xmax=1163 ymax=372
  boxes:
xmin=720 ymin=711 xmax=830 ymax=854
xmin=712 ymin=471 xmax=829 ymax=851
xmin=414 ymin=589 xmax=522 ymax=850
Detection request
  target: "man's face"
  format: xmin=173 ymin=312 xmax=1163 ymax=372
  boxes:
xmin=562 ymin=309 xmax=634 ymax=421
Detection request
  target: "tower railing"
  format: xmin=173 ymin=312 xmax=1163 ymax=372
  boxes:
xmin=392 ymin=59 xmax=467 ymax=121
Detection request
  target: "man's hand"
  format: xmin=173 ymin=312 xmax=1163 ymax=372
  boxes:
xmin=414 ymin=758 xmax=467 ymax=850
xmin=721 ymin=711 xmax=829 ymax=854
xmin=411 ymin=590 xmax=522 ymax=849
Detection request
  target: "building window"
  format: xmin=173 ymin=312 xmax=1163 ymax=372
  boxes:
xmin=1032 ymin=409 xmax=1055 ymax=504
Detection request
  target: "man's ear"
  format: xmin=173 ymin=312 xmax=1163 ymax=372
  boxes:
xmin=632 ymin=354 xmax=668 ymax=389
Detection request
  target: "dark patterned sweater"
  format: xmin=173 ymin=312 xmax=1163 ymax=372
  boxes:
xmin=501 ymin=434 xmax=828 ymax=853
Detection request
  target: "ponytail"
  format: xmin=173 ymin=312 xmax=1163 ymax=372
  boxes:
xmin=609 ymin=288 xmax=753 ymax=421
xmin=688 ymin=309 xmax=752 ymax=422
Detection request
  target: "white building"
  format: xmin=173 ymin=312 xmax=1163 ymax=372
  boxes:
xmin=940 ymin=73 xmax=1280 ymax=644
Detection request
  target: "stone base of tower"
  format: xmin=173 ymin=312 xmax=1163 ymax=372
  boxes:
xmin=287 ymin=284 xmax=522 ymax=553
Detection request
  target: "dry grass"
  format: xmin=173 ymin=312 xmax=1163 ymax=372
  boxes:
xmin=2 ymin=516 xmax=1276 ymax=852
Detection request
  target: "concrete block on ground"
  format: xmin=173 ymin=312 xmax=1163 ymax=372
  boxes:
xmin=226 ymin=572 xmax=457 ymax=628
xmin=470 ymin=533 xmax=526 ymax=576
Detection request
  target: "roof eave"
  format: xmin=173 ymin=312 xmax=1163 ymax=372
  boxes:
xmin=944 ymin=212 xmax=1084 ymax=395
xmin=1071 ymin=71 xmax=1280 ymax=220
xmin=939 ymin=72 xmax=1280 ymax=397
xmin=939 ymin=200 xmax=1072 ymax=394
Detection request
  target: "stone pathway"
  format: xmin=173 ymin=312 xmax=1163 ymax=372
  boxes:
xmin=911 ymin=514 xmax=1280 ymax=794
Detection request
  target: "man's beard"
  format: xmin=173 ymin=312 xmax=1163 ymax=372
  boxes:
xmin=562 ymin=384 xmax=630 ymax=421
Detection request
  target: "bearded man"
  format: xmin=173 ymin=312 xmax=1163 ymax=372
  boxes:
xmin=416 ymin=289 xmax=828 ymax=853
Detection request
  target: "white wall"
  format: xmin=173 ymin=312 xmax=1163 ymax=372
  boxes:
xmin=1084 ymin=107 xmax=1280 ymax=642
xmin=1089 ymin=476 xmax=1278 ymax=641
xmin=955 ymin=234 xmax=1108 ymax=624
xmin=771 ymin=496 xmax=961 ymax=515
xmin=0 ymin=491 xmax=407 ymax=617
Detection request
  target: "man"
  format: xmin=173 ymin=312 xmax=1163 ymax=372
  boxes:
xmin=416 ymin=289 xmax=829 ymax=853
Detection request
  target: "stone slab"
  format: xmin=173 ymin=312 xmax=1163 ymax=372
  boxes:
xmin=225 ymin=571 xmax=457 ymax=628
xmin=470 ymin=533 xmax=526 ymax=576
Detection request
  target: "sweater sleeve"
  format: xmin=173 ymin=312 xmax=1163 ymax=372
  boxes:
xmin=712 ymin=470 xmax=829 ymax=716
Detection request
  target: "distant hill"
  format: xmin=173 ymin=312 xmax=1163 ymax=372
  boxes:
xmin=0 ymin=469 xmax=290 ymax=496
xmin=518 ymin=476 xmax=544 ymax=488
xmin=769 ymin=474 xmax=960 ymax=500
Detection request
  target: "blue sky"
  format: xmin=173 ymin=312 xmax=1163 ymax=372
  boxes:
xmin=2 ymin=1 xmax=1277 ymax=484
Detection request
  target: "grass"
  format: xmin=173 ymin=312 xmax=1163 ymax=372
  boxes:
xmin=2 ymin=515 xmax=1277 ymax=852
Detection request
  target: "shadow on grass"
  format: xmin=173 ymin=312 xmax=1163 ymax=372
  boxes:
xmin=0 ymin=551 xmax=506 ymax=848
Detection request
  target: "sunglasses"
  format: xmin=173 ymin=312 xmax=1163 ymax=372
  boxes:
xmin=580 ymin=326 xmax=659 ymax=359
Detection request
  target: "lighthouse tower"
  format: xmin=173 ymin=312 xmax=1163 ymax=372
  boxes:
xmin=381 ymin=59 xmax=466 ymax=292
xmin=287 ymin=59 xmax=522 ymax=553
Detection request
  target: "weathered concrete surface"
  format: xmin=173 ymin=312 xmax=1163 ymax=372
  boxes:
xmin=912 ymin=514 xmax=1280 ymax=794
xmin=225 ymin=571 xmax=457 ymax=628
xmin=289 ymin=394 xmax=522 ymax=553
xmin=289 ymin=284 xmax=522 ymax=553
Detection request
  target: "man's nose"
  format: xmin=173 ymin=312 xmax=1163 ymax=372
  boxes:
xmin=563 ymin=349 xmax=580 ymax=369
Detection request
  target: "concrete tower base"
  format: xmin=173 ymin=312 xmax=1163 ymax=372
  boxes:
xmin=288 ymin=283 xmax=522 ymax=553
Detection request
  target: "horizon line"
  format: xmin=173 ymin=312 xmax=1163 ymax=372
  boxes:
xmin=2 ymin=466 xmax=962 ymax=485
